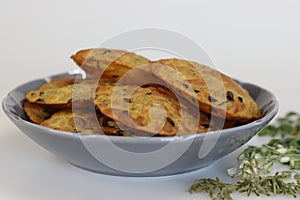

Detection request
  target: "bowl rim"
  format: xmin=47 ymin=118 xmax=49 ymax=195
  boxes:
xmin=2 ymin=71 xmax=279 ymax=143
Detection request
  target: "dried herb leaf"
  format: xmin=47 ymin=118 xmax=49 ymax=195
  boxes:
xmin=189 ymin=112 xmax=300 ymax=200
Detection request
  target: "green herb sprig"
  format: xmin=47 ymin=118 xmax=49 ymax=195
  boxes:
xmin=189 ymin=112 xmax=300 ymax=200
xmin=259 ymin=111 xmax=300 ymax=137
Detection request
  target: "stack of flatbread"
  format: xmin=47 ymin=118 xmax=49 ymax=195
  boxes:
xmin=24 ymin=48 xmax=260 ymax=136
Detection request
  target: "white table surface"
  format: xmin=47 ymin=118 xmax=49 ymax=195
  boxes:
xmin=1 ymin=0 xmax=300 ymax=199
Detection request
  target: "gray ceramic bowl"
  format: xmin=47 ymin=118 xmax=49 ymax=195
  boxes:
xmin=2 ymin=71 xmax=278 ymax=177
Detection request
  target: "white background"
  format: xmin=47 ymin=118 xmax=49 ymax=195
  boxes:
xmin=0 ymin=0 xmax=300 ymax=199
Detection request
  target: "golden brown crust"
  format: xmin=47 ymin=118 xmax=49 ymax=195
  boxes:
xmin=41 ymin=110 xmax=97 ymax=134
xmin=40 ymin=110 xmax=127 ymax=135
xmin=151 ymin=59 xmax=260 ymax=122
xmin=71 ymin=48 xmax=150 ymax=80
xmin=39 ymin=78 xmax=76 ymax=90
xmin=23 ymin=101 xmax=57 ymax=124
xmin=97 ymin=114 xmax=123 ymax=135
xmin=25 ymin=80 xmax=97 ymax=108
xmin=94 ymin=85 xmax=215 ymax=136
xmin=97 ymin=76 xmax=117 ymax=86
xmin=22 ymin=48 xmax=261 ymax=136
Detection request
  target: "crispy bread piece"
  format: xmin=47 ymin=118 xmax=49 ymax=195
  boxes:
xmin=97 ymin=76 xmax=117 ymax=86
xmin=25 ymin=80 xmax=96 ymax=108
xmin=40 ymin=109 xmax=126 ymax=135
xmin=23 ymin=101 xmax=57 ymax=124
xmin=151 ymin=59 xmax=260 ymax=122
xmin=71 ymin=48 xmax=150 ymax=80
xmin=41 ymin=110 xmax=98 ymax=134
xmin=94 ymin=85 xmax=214 ymax=136
xmin=39 ymin=78 xmax=76 ymax=90
xmin=98 ymin=114 xmax=129 ymax=136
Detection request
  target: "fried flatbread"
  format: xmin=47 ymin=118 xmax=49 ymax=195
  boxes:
xmin=39 ymin=78 xmax=76 ymax=90
xmin=40 ymin=109 xmax=126 ymax=135
xmin=151 ymin=59 xmax=260 ymax=122
xmin=98 ymin=114 xmax=129 ymax=136
xmin=23 ymin=101 xmax=56 ymax=124
xmin=25 ymin=80 xmax=97 ymax=108
xmin=71 ymin=48 xmax=150 ymax=80
xmin=97 ymin=76 xmax=117 ymax=86
xmin=94 ymin=85 xmax=215 ymax=136
xmin=41 ymin=110 xmax=97 ymax=134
